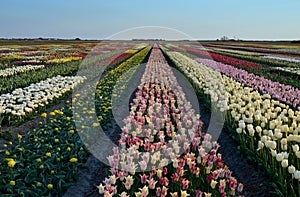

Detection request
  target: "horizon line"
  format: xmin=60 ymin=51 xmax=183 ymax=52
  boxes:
xmin=0 ymin=37 xmax=300 ymax=42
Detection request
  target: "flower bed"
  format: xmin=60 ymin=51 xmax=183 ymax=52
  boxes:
xmin=0 ymin=65 xmax=45 ymax=77
xmin=183 ymin=47 xmax=262 ymax=70
xmin=0 ymin=61 xmax=81 ymax=95
xmin=95 ymin=47 xmax=151 ymax=128
xmin=166 ymin=50 xmax=300 ymax=196
xmin=98 ymin=46 xmax=243 ymax=196
xmin=0 ymin=106 xmax=89 ymax=196
xmin=0 ymin=75 xmax=86 ymax=126
xmin=179 ymin=44 xmax=300 ymax=91
xmin=272 ymin=66 xmax=300 ymax=76
xmin=196 ymin=58 xmax=300 ymax=109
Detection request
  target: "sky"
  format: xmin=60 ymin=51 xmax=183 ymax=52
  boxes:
xmin=0 ymin=0 xmax=299 ymax=40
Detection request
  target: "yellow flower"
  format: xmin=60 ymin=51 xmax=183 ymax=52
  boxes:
xmin=69 ymin=130 xmax=75 ymax=134
xmin=5 ymin=151 xmax=10 ymax=155
xmin=54 ymin=110 xmax=63 ymax=115
xmin=210 ymin=180 xmax=218 ymax=189
xmin=7 ymin=158 xmax=16 ymax=168
xmin=66 ymin=117 xmax=71 ymax=121
xmin=47 ymin=184 xmax=53 ymax=190
xmin=69 ymin=158 xmax=78 ymax=163
xmin=157 ymin=169 xmax=162 ymax=178
xmin=41 ymin=113 xmax=47 ymax=118
xmin=17 ymin=134 xmax=22 ymax=139
xmin=50 ymin=112 xmax=56 ymax=116
xmin=92 ymin=122 xmax=99 ymax=127
xmin=36 ymin=158 xmax=42 ymax=163
xmin=171 ymin=132 xmax=176 ymax=138
xmin=46 ymin=152 xmax=51 ymax=157
xmin=3 ymin=144 xmax=7 ymax=148
xmin=181 ymin=190 xmax=190 ymax=197
xmin=67 ymin=147 xmax=71 ymax=151
xmin=54 ymin=128 xmax=59 ymax=131
xmin=10 ymin=180 xmax=16 ymax=186
xmin=55 ymin=139 xmax=59 ymax=143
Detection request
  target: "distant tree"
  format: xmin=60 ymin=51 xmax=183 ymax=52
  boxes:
xmin=291 ymin=40 xmax=300 ymax=43
xmin=220 ymin=36 xmax=228 ymax=41
xmin=75 ymin=38 xmax=81 ymax=41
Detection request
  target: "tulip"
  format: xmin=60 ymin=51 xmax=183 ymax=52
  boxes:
xmin=288 ymin=165 xmax=296 ymax=174
xmin=281 ymin=159 xmax=288 ymax=168
xmin=295 ymin=171 xmax=300 ymax=180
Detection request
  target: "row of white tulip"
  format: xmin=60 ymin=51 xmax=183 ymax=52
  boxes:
xmin=0 ymin=51 xmax=46 ymax=57
xmin=165 ymin=50 xmax=300 ymax=192
xmin=263 ymin=55 xmax=300 ymax=64
xmin=0 ymin=65 xmax=45 ymax=77
xmin=163 ymin=50 xmax=228 ymax=112
xmin=0 ymin=75 xmax=86 ymax=117
xmin=273 ymin=66 xmax=300 ymax=76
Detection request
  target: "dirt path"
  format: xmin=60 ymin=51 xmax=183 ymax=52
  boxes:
xmin=63 ymin=120 xmax=120 ymax=197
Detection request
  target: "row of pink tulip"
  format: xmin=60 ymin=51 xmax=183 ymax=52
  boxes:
xmin=98 ymin=46 xmax=243 ymax=197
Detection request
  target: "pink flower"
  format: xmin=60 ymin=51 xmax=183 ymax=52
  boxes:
xmin=140 ymin=174 xmax=148 ymax=184
xmin=147 ymin=178 xmax=157 ymax=190
xmin=139 ymin=160 xmax=148 ymax=171
xmin=238 ymin=183 xmax=244 ymax=193
xmin=181 ymin=178 xmax=190 ymax=190
xmin=212 ymin=170 xmax=219 ymax=179
xmin=219 ymin=179 xmax=226 ymax=193
xmin=156 ymin=187 xmax=162 ymax=196
xmin=172 ymin=172 xmax=179 ymax=182
xmin=196 ymin=190 xmax=203 ymax=197
xmin=163 ymin=167 xmax=168 ymax=175
xmin=177 ymin=166 xmax=185 ymax=177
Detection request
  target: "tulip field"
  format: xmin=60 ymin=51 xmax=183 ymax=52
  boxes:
xmin=0 ymin=40 xmax=300 ymax=197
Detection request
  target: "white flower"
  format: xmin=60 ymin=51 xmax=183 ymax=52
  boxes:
xmin=265 ymin=140 xmax=276 ymax=150
xmin=97 ymin=184 xmax=105 ymax=194
xmin=276 ymin=153 xmax=284 ymax=162
xmin=292 ymin=145 xmax=299 ymax=152
xmin=281 ymin=159 xmax=288 ymax=168
xmin=288 ymin=165 xmax=296 ymax=174
xmin=257 ymin=141 xmax=264 ymax=151
xmin=295 ymin=171 xmax=300 ymax=180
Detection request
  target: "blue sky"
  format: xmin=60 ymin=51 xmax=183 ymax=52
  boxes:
xmin=0 ymin=0 xmax=299 ymax=40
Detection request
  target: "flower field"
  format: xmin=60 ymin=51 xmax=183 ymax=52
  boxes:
xmin=0 ymin=40 xmax=300 ymax=196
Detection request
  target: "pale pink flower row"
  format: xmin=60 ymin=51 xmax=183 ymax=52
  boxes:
xmin=99 ymin=46 xmax=243 ymax=197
